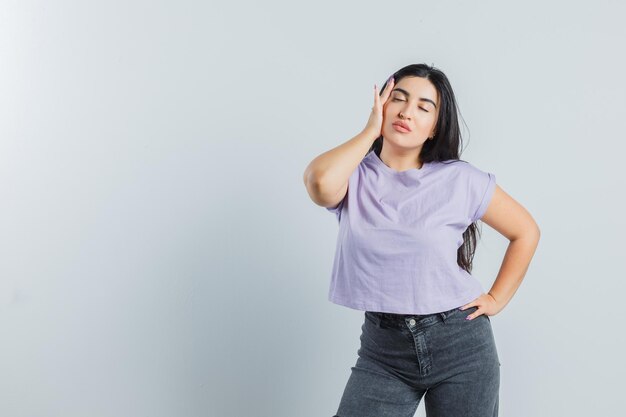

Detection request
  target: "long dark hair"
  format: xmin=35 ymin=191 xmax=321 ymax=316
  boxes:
xmin=369 ymin=63 xmax=481 ymax=274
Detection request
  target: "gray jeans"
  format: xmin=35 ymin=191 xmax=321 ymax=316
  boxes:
xmin=333 ymin=305 xmax=500 ymax=417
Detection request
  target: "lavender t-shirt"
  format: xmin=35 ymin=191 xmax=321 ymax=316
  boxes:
xmin=326 ymin=150 xmax=496 ymax=315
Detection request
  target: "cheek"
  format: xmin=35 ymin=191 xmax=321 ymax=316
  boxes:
xmin=383 ymin=106 xmax=394 ymax=123
xmin=417 ymin=117 xmax=435 ymax=130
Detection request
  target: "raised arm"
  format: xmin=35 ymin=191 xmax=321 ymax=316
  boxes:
xmin=303 ymin=77 xmax=396 ymax=208
xmin=302 ymin=128 xmax=378 ymax=208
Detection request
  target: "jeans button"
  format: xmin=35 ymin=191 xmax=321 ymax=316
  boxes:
xmin=409 ymin=319 xmax=416 ymax=326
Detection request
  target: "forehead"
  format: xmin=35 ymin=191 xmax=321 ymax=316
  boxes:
xmin=393 ymin=76 xmax=439 ymax=106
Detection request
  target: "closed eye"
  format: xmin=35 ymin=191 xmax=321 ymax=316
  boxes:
xmin=391 ymin=98 xmax=429 ymax=112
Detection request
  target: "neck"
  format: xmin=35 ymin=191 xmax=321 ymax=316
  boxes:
xmin=379 ymin=144 xmax=423 ymax=171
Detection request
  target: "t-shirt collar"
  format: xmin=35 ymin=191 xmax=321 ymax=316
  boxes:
xmin=368 ymin=150 xmax=433 ymax=176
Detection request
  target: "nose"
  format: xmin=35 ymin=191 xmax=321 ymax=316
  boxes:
xmin=398 ymin=104 xmax=414 ymax=120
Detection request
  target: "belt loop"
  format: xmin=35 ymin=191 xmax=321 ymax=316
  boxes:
xmin=439 ymin=311 xmax=448 ymax=324
xmin=366 ymin=311 xmax=382 ymax=327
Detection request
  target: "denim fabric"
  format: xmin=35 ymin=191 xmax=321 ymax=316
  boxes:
xmin=333 ymin=305 xmax=500 ymax=417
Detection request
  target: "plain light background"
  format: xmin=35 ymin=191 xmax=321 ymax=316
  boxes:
xmin=1 ymin=1 xmax=625 ymax=416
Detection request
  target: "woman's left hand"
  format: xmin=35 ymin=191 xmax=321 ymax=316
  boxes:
xmin=459 ymin=292 xmax=501 ymax=320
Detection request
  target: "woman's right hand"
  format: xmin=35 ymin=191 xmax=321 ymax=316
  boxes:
xmin=364 ymin=76 xmax=395 ymax=139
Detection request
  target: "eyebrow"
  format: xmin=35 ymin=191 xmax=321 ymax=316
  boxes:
xmin=392 ymin=88 xmax=438 ymax=109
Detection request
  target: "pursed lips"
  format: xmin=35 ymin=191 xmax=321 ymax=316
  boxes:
xmin=393 ymin=122 xmax=411 ymax=132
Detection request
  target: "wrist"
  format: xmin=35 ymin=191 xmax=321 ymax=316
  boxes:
xmin=488 ymin=291 xmax=500 ymax=305
xmin=361 ymin=126 xmax=381 ymax=142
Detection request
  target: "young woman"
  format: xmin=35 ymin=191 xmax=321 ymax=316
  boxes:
xmin=303 ymin=63 xmax=540 ymax=417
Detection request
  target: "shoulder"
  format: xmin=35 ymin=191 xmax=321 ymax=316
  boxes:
xmin=436 ymin=159 xmax=491 ymax=178
xmin=432 ymin=159 xmax=473 ymax=179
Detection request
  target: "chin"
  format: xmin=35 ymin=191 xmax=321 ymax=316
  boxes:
xmin=383 ymin=127 xmax=417 ymax=143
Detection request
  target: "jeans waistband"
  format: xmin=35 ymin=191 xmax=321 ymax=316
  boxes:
xmin=367 ymin=305 xmax=473 ymax=329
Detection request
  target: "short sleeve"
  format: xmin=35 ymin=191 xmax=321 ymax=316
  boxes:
xmin=324 ymin=163 xmax=362 ymax=223
xmin=469 ymin=169 xmax=496 ymax=223
xmin=325 ymin=192 xmax=346 ymax=223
